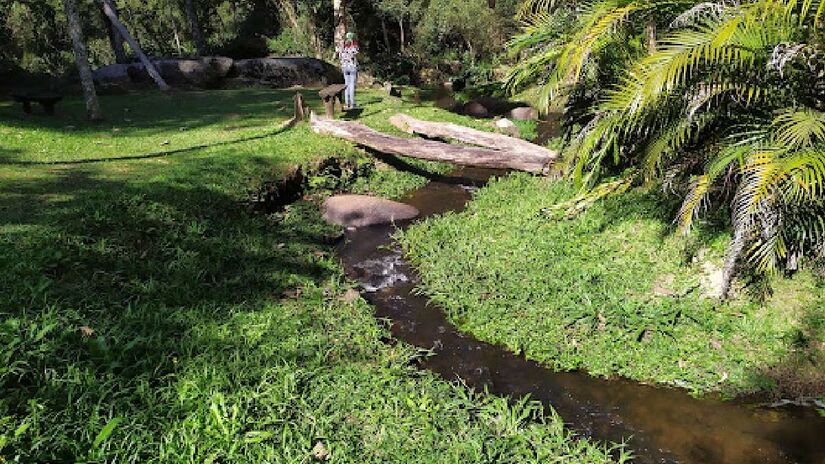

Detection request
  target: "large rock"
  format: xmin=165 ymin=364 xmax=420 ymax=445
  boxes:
xmin=322 ymin=195 xmax=419 ymax=227
xmin=509 ymin=106 xmax=538 ymax=121
xmin=94 ymin=56 xmax=233 ymax=89
xmin=92 ymin=63 xmax=132 ymax=90
xmin=155 ymin=56 xmax=233 ymax=87
xmin=462 ymin=101 xmax=490 ymax=118
xmin=229 ymin=57 xmax=342 ymax=87
xmin=495 ymin=118 xmax=520 ymax=138
xmin=93 ymin=56 xmax=343 ymax=89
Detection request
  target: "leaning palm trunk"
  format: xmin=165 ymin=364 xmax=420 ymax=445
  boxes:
xmin=63 ymin=0 xmax=102 ymax=121
xmin=721 ymin=224 xmax=747 ymax=300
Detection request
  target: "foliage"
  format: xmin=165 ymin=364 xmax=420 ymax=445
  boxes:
xmin=512 ymin=0 xmax=825 ymax=294
xmin=0 ymin=0 xmax=280 ymax=75
xmin=1 ymin=0 xmax=521 ymax=85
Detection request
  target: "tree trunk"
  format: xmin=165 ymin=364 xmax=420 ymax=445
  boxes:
xmin=99 ymin=1 xmax=128 ymax=63
xmin=172 ymin=17 xmax=183 ymax=55
xmin=334 ymin=0 xmax=347 ymax=50
xmin=311 ymin=113 xmax=556 ymax=174
xmin=389 ymin=113 xmax=557 ymax=163
xmin=398 ymin=18 xmax=405 ymax=52
xmin=184 ymin=0 xmax=206 ymax=56
xmin=278 ymin=0 xmax=300 ymax=31
xmin=100 ymin=0 xmax=170 ymax=91
xmin=64 ymin=0 xmax=102 ymax=121
xmin=645 ymin=20 xmax=657 ymax=54
xmin=721 ymin=225 xmax=746 ymax=299
xmin=306 ymin=6 xmax=324 ymax=59
xmin=380 ymin=17 xmax=391 ymax=50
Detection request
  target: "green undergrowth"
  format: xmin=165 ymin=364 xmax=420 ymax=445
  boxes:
xmin=400 ymin=173 xmax=825 ymax=399
xmin=0 ymin=90 xmax=620 ymax=462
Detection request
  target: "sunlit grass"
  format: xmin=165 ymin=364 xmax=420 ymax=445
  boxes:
xmin=0 ymin=89 xmax=620 ymax=462
xmin=400 ymin=173 xmax=825 ymax=398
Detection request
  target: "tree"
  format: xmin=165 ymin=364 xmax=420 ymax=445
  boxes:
xmin=372 ymin=0 xmax=422 ymax=52
xmin=333 ymin=0 xmax=347 ymax=49
xmin=99 ymin=0 xmax=170 ymax=91
xmin=63 ymin=0 xmax=102 ymax=121
xmin=413 ymin=0 xmax=504 ymax=60
xmin=515 ymin=0 xmax=825 ymax=295
xmin=272 ymin=0 xmax=324 ymax=58
xmin=184 ymin=0 xmax=206 ymax=55
xmin=100 ymin=0 xmax=128 ymax=63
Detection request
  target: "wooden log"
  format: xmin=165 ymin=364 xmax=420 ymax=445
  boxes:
xmin=310 ymin=113 xmax=554 ymax=174
xmin=389 ymin=113 xmax=557 ymax=163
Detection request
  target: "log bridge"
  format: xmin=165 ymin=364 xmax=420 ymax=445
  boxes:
xmin=310 ymin=112 xmax=557 ymax=174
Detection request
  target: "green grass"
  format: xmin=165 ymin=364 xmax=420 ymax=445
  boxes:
xmin=0 ymin=89 xmax=620 ymax=462
xmin=400 ymin=173 xmax=825 ymax=399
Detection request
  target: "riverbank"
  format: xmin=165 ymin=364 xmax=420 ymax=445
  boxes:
xmin=400 ymin=173 xmax=825 ymax=403
xmin=0 ymin=89 xmax=622 ymax=461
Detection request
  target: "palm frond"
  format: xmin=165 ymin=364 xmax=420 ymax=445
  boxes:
xmin=772 ymin=108 xmax=825 ymax=148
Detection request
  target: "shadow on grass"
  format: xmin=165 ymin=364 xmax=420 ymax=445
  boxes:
xmin=367 ymin=150 xmax=489 ymax=186
xmin=0 ymin=164 xmax=341 ymax=460
xmin=0 ymin=123 xmax=295 ymax=166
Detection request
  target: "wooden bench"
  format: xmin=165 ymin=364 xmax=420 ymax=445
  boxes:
xmin=318 ymin=84 xmax=347 ymax=118
xmin=11 ymin=92 xmax=64 ymax=115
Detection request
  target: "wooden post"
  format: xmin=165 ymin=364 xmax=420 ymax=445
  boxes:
xmin=293 ymin=92 xmax=305 ymax=122
xmin=324 ymin=98 xmax=335 ymax=118
xmin=99 ymin=0 xmax=170 ymax=91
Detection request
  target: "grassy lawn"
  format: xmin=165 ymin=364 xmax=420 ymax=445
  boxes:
xmin=400 ymin=173 xmax=825 ymax=400
xmin=0 ymin=90 xmax=619 ymax=462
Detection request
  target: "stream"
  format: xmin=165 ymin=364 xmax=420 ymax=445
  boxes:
xmin=337 ymin=166 xmax=825 ymax=464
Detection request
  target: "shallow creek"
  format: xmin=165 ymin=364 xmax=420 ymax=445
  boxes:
xmin=337 ymin=167 xmax=825 ymax=464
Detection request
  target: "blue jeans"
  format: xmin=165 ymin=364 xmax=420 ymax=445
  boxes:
xmin=343 ymin=66 xmax=357 ymax=107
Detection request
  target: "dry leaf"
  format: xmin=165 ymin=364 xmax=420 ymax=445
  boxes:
xmin=340 ymin=289 xmax=360 ymax=304
xmin=311 ymin=441 xmax=330 ymax=461
xmin=282 ymin=288 xmax=301 ymax=299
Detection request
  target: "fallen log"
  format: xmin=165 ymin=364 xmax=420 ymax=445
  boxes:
xmin=389 ymin=113 xmax=557 ymax=162
xmin=310 ymin=113 xmax=554 ymax=174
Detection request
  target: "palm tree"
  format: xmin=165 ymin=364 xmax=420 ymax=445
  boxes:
xmin=513 ymin=0 xmax=825 ymax=296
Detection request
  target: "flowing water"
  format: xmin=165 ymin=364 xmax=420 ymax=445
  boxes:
xmin=337 ymin=167 xmax=825 ymax=464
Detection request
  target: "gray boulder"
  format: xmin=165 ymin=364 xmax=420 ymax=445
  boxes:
xmin=462 ymin=101 xmax=490 ymax=118
xmin=92 ymin=63 xmax=132 ymax=89
xmin=134 ymin=56 xmax=233 ymax=88
xmin=495 ymin=118 xmax=520 ymax=138
xmin=229 ymin=57 xmax=342 ymax=87
xmin=509 ymin=106 xmax=538 ymax=121
xmin=94 ymin=56 xmax=233 ymax=89
xmin=322 ymin=195 xmax=419 ymax=227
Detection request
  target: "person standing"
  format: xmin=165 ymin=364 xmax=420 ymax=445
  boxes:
xmin=337 ymin=32 xmax=360 ymax=109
